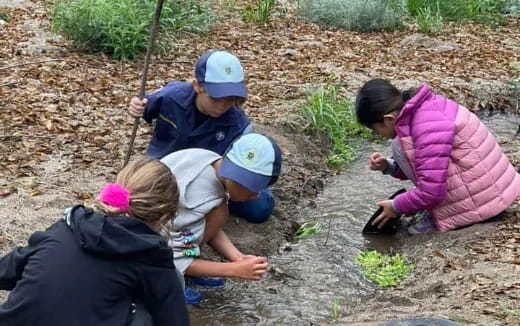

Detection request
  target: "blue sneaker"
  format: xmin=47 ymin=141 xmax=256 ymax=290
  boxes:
xmin=186 ymin=276 xmax=225 ymax=288
xmin=408 ymin=211 xmax=436 ymax=235
xmin=184 ymin=287 xmax=202 ymax=305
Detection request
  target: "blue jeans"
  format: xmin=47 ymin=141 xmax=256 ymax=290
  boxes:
xmin=228 ymin=188 xmax=274 ymax=223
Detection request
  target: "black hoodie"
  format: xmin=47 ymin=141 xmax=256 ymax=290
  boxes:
xmin=0 ymin=206 xmax=189 ymax=326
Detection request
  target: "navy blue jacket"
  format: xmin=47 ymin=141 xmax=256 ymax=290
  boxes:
xmin=0 ymin=206 xmax=189 ymax=326
xmin=143 ymin=81 xmax=251 ymax=159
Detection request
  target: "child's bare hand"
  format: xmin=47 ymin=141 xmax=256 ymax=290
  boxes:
xmin=369 ymin=152 xmax=388 ymax=171
xmin=233 ymin=255 xmax=268 ymax=281
xmin=128 ymin=97 xmax=147 ymax=118
xmin=372 ymin=200 xmax=399 ymax=228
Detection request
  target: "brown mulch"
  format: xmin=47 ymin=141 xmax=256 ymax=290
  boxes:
xmin=1 ymin=1 xmax=519 ymax=323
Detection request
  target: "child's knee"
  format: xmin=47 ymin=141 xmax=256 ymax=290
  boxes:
xmin=229 ymin=189 xmax=275 ymax=223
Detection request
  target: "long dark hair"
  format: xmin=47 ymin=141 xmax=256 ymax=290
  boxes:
xmin=354 ymin=79 xmax=416 ymax=127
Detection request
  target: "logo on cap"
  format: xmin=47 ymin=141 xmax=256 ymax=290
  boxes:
xmin=195 ymin=50 xmax=248 ymax=99
xmin=242 ymin=150 xmax=257 ymax=165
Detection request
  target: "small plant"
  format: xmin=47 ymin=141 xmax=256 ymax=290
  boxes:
xmin=52 ymin=0 xmax=213 ymax=60
xmin=298 ymin=0 xmax=405 ymax=32
xmin=507 ymin=60 xmax=520 ymax=136
xmin=0 ymin=11 xmax=9 ymax=22
xmin=416 ymin=2 xmax=444 ymax=34
xmin=300 ymin=80 xmax=375 ymax=166
xmin=355 ymin=250 xmax=412 ymax=287
xmin=243 ymin=0 xmax=276 ymax=23
xmin=331 ymin=297 xmax=341 ymax=320
xmin=294 ymin=220 xmax=322 ymax=240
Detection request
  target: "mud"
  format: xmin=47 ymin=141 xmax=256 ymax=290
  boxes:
xmin=1 ymin=0 xmax=519 ymax=325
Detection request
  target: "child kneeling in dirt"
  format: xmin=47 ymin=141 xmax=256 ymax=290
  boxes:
xmin=0 ymin=158 xmax=189 ymax=326
xmin=355 ymin=78 xmax=520 ymax=234
xmin=160 ymin=133 xmax=281 ymax=304
xmin=128 ymin=50 xmax=275 ymax=224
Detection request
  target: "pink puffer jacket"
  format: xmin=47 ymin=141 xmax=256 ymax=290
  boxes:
xmin=392 ymin=84 xmax=520 ymax=231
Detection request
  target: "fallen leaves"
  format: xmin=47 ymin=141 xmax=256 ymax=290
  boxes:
xmin=0 ymin=187 xmax=16 ymax=198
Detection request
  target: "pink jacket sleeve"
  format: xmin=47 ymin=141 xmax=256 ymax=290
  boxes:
xmin=393 ymin=106 xmax=456 ymax=214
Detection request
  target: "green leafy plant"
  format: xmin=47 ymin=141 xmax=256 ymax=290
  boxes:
xmin=299 ymin=80 xmax=376 ymax=167
xmin=416 ymin=2 xmax=444 ymax=34
xmin=0 ymin=11 xmax=9 ymax=22
xmin=355 ymin=250 xmax=412 ymax=287
xmin=243 ymin=0 xmax=276 ymax=23
xmin=294 ymin=220 xmax=323 ymax=240
xmin=52 ymin=0 xmax=213 ymax=60
xmin=407 ymin=0 xmax=509 ymax=25
xmin=298 ymin=0 xmax=405 ymax=32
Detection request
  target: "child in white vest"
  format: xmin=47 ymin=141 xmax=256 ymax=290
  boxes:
xmin=161 ymin=133 xmax=282 ymax=304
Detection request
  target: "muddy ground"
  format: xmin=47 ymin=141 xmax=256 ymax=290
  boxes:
xmin=1 ymin=0 xmax=519 ymax=325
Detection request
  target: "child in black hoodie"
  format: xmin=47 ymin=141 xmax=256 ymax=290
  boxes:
xmin=0 ymin=157 xmax=189 ymax=326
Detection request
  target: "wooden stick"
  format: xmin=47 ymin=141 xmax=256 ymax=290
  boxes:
xmin=123 ymin=0 xmax=165 ymax=167
xmin=0 ymin=58 xmax=64 ymax=71
xmin=0 ymin=82 xmax=19 ymax=88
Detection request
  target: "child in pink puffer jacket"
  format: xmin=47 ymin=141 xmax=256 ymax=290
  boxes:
xmin=355 ymin=78 xmax=520 ymax=234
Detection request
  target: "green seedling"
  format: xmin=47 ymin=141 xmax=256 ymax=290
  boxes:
xmin=355 ymin=250 xmax=412 ymax=287
xmin=0 ymin=11 xmax=9 ymax=22
xmin=294 ymin=220 xmax=323 ymax=240
xmin=331 ymin=297 xmax=341 ymax=320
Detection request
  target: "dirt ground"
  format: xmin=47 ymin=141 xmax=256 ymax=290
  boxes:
xmin=1 ymin=0 xmax=519 ymax=325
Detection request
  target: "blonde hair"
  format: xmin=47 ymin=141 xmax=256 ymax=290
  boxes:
xmin=92 ymin=157 xmax=179 ymax=223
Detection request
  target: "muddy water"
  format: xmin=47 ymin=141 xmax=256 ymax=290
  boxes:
xmin=189 ymin=113 xmax=519 ymax=326
xmin=189 ymin=140 xmax=409 ymax=325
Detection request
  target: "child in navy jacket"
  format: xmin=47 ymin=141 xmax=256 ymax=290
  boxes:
xmin=127 ymin=50 xmax=274 ymax=224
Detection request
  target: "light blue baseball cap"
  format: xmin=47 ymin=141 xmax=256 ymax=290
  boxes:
xmin=195 ymin=50 xmax=247 ymax=99
xmin=219 ymin=133 xmax=282 ymax=192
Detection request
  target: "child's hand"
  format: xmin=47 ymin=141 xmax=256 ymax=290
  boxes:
xmin=128 ymin=97 xmax=147 ymax=118
xmin=369 ymin=152 xmax=389 ymax=171
xmin=372 ymin=200 xmax=399 ymax=228
xmin=233 ymin=255 xmax=268 ymax=281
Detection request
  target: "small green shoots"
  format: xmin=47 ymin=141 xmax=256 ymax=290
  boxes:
xmin=331 ymin=297 xmax=341 ymax=320
xmin=355 ymin=250 xmax=412 ymax=287
xmin=243 ymin=0 xmax=276 ymax=23
xmin=299 ymin=79 xmax=376 ymax=167
xmin=416 ymin=1 xmax=444 ymax=34
xmin=294 ymin=220 xmax=323 ymax=240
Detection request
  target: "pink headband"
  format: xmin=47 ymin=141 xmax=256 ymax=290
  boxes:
xmin=99 ymin=184 xmax=130 ymax=212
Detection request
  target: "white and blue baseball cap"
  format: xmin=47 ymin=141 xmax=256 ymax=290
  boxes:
xmin=219 ymin=133 xmax=282 ymax=192
xmin=195 ymin=50 xmax=248 ymax=99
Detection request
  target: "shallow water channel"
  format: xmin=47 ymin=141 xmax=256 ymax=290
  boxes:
xmin=189 ymin=112 xmax=519 ymax=326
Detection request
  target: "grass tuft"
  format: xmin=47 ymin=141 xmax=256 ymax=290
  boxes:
xmin=243 ymin=0 xmax=277 ymax=23
xmin=299 ymin=80 xmax=377 ymax=167
xmin=355 ymin=250 xmax=413 ymax=287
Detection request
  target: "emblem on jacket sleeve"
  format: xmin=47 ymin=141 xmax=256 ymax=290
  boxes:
xmin=216 ymin=131 xmax=225 ymax=141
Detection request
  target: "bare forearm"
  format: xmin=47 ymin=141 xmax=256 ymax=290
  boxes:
xmin=208 ymin=229 xmax=242 ymax=262
xmin=185 ymin=259 xmax=237 ymax=278
xmin=185 ymin=255 xmax=269 ymax=281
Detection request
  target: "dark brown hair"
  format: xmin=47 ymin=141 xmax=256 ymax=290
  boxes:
xmin=355 ymin=79 xmax=416 ymax=127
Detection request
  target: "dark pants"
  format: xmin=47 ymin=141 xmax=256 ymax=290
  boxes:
xmin=126 ymin=301 xmax=153 ymax=326
xmin=228 ymin=188 xmax=275 ymax=223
